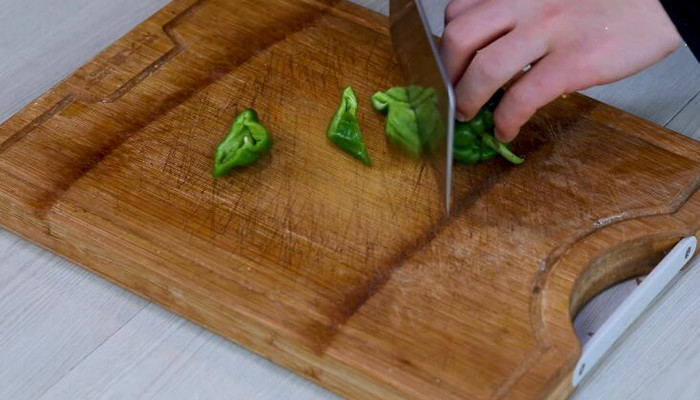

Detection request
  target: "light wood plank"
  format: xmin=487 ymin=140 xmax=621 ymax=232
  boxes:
xmin=0 ymin=0 xmax=170 ymax=124
xmin=668 ymin=92 xmax=700 ymax=140
xmin=581 ymin=46 xmax=700 ymax=127
xmin=37 ymin=304 xmax=339 ymax=400
xmin=0 ymin=230 xmax=148 ymax=400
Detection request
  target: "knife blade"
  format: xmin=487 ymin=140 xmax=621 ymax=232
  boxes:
xmin=389 ymin=0 xmax=456 ymax=215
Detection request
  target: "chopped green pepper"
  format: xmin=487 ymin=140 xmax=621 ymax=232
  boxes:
xmin=328 ymin=87 xmax=371 ymax=166
xmin=453 ymin=113 xmax=524 ymax=165
xmin=453 ymin=90 xmax=524 ymax=165
xmin=409 ymin=85 xmax=442 ymax=154
xmin=372 ymin=86 xmax=524 ymax=165
xmin=212 ymin=108 xmax=273 ymax=177
xmin=371 ymin=87 xmax=422 ymax=158
xmin=453 ymin=112 xmax=497 ymax=164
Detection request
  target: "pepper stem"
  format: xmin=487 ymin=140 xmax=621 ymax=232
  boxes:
xmin=478 ymin=132 xmax=525 ymax=165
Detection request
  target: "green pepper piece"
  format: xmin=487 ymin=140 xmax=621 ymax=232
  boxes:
xmin=453 ymin=144 xmax=497 ymax=164
xmin=328 ymin=87 xmax=371 ymax=166
xmin=481 ymin=142 xmax=497 ymax=160
xmin=452 ymin=146 xmax=482 ymax=164
xmin=371 ymin=87 xmax=422 ymax=158
xmin=473 ymin=105 xmax=524 ymax=164
xmin=212 ymin=108 xmax=273 ymax=177
xmin=370 ymin=85 xmax=524 ymax=165
xmin=479 ymin=130 xmax=524 ymax=164
xmin=454 ymin=120 xmax=524 ymax=165
xmin=454 ymin=117 xmax=479 ymax=148
xmin=453 ymin=91 xmax=524 ymax=165
xmin=453 ymin=119 xmax=497 ymax=164
xmin=409 ymin=85 xmax=442 ymax=153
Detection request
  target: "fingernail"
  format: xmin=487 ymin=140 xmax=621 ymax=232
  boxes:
xmin=456 ymin=111 xmax=467 ymax=122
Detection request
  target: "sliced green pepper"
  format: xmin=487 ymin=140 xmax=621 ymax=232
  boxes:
xmin=453 ymin=112 xmax=497 ymax=164
xmin=372 ymin=86 xmax=523 ymax=165
xmin=212 ymin=108 xmax=273 ymax=177
xmin=328 ymin=87 xmax=371 ymax=166
xmin=371 ymin=87 xmax=422 ymax=158
xmin=409 ymin=85 xmax=442 ymax=154
xmin=453 ymin=91 xmax=524 ymax=165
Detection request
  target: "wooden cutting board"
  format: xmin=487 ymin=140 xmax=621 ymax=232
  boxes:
xmin=2 ymin=0 xmax=700 ymax=398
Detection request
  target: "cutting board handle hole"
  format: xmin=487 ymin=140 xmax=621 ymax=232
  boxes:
xmin=570 ymin=236 xmax=683 ymax=321
xmin=571 ymin=236 xmax=696 ymax=386
xmin=573 ymin=277 xmax=642 ymax=348
xmin=570 ymin=235 xmax=689 ymax=348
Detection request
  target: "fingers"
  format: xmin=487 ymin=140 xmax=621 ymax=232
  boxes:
xmin=492 ymin=53 xmax=578 ymax=142
xmin=442 ymin=0 xmax=685 ymax=144
xmin=440 ymin=0 xmax=515 ymax=85
xmin=453 ymin=27 xmax=548 ymax=121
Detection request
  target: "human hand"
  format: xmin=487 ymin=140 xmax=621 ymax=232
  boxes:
xmin=440 ymin=0 xmax=682 ymax=142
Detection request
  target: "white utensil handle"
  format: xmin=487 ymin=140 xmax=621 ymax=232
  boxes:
xmin=572 ymin=236 xmax=697 ymax=387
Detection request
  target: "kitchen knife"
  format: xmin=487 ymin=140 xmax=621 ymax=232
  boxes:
xmin=389 ymin=0 xmax=456 ymax=214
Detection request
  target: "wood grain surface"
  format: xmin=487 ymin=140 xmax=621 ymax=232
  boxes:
xmin=1 ymin=1 xmax=700 ymax=399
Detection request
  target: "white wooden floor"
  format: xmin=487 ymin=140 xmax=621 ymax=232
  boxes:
xmin=0 ymin=1 xmax=699 ymax=399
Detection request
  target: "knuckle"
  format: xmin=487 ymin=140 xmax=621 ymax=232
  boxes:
xmin=539 ymin=3 xmax=564 ymax=25
xmin=441 ymin=23 xmax=461 ymax=49
xmin=469 ymin=52 xmax=500 ymax=82
xmin=442 ymin=20 xmax=477 ymax=55
xmin=444 ymin=0 xmax=463 ymax=23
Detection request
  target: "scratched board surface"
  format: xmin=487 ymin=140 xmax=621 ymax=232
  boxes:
xmin=2 ymin=1 xmax=700 ymax=399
